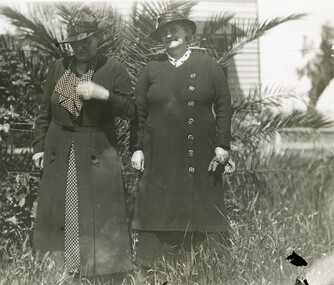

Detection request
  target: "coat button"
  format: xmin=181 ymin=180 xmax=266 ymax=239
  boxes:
xmin=188 ymin=86 xmax=195 ymax=91
xmin=188 ymin=118 xmax=194 ymax=124
xmin=189 ymin=167 xmax=195 ymax=173
xmin=188 ymin=150 xmax=194 ymax=156
xmin=188 ymin=101 xmax=194 ymax=107
xmin=187 ymin=134 xmax=194 ymax=140
xmin=190 ymin=73 xmax=196 ymax=78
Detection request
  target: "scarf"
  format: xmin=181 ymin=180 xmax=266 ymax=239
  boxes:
xmin=167 ymin=48 xmax=192 ymax=67
xmin=55 ymin=56 xmax=97 ymax=119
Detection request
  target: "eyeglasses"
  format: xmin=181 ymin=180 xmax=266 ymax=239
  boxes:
xmin=70 ymin=37 xmax=95 ymax=48
xmin=159 ymin=25 xmax=179 ymax=38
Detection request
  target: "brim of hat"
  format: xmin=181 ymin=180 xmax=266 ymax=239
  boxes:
xmin=57 ymin=24 xmax=112 ymax=45
xmin=150 ymin=19 xmax=196 ymax=42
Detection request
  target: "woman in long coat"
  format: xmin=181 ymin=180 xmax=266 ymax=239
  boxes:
xmin=32 ymin=9 xmax=135 ymax=278
xmin=131 ymin=12 xmax=234 ymax=265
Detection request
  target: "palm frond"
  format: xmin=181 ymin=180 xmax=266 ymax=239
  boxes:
xmin=217 ymin=14 xmax=307 ymax=66
xmin=0 ymin=4 xmax=65 ymax=58
xmin=232 ymin=148 xmax=329 ymax=181
xmin=234 ymin=109 xmax=331 ymax=149
xmin=202 ymin=13 xmax=235 ymax=37
xmin=232 ymin=85 xmax=298 ymax=116
xmin=54 ymin=2 xmax=84 ymax=22
xmin=231 ymin=86 xmax=298 ymax=137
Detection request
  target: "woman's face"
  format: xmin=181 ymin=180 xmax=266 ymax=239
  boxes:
xmin=160 ymin=23 xmax=189 ymax=52
xmin=70 ymin=36 xmax=98 ymax=62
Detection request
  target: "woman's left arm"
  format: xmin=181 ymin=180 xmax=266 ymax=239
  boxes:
xmin=212 ymin=61 xmax=232 ymax=150
xmin=78 ymin=62 xmax=136 ymax=120
xmin=107 ymin=62 xmax=136 ymax=119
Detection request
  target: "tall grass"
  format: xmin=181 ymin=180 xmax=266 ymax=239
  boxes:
xmin=1 ymin=149 xmax=333 ymax=285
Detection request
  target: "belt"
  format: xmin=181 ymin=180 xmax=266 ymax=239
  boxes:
xmin=51 ymin=120 xmax=105 ymax=133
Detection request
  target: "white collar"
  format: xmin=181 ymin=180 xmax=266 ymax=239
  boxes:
xmin=167 ymin=48 xmax=192 ymax=67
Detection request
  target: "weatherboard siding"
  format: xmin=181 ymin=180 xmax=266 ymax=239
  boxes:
xmin=191 ymin=0 xmax=260 ymax=98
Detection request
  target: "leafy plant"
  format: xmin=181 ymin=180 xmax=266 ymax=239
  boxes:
xmin=0 ymin=173 xmax=39 ymax=254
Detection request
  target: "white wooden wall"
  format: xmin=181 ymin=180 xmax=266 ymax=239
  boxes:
xmin=191 ymin=0 xmax=261 ymax=98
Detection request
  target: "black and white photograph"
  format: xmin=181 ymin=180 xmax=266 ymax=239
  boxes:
xmin=0 ymin=0 xmax=333 ymax=284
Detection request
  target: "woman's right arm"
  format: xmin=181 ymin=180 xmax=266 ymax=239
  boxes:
xmin=32 ymin=62 xmax=57 ymax=154
xmin=130 ymin=65 xmax=151 ymax=171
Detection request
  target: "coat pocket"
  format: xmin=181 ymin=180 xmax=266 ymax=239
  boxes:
xmin=90 ymin=152 xmax=100 ymax=168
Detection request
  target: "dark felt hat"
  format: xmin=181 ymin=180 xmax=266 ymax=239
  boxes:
xmin=57 ymin=8 xmax=109 ymax=44
xmin=150 ymin=11 xmax=196 ymax=42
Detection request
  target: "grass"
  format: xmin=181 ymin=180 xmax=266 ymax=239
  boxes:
xmin=1 ymin=149 xmax=334 ymax=285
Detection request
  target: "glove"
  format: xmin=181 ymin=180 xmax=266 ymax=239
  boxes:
xmin=208 ymin=147 xmax=229 ymax=172
xmin=32 ymin=152 xmax=44 ymax=169
xmin=76 ymin=82 xmax=109 ymax=101
xmin=131 ymin=150 xmax=144 ymax=171
xmin=208 ymin=147 xmax=236 ymax=174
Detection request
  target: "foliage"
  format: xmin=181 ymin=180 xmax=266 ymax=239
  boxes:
xmin=0 ymin=246 xmax=72 ymax=285
xmin=0 ymin=173 xmax=39 ymax=254
xmin=0 ymin=150 xmax=334 ymax=284
xmin=298 ymin=23 xmax=334 ymax=109
xmin=0 ymin=3 xmax=66 ymax=58
xmin=0 ymin=35 xmax=38 ymax=174
xmin=0 ymin=2 xmax=333 ymax=285
xmin=231 ymin=85 xmax=331 ymax=156
xmin=0 ymin=34 xmax=39 ymax=120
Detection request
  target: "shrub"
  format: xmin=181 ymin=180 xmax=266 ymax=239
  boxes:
xmin=0 ymin=173 xmax=39 ymax=256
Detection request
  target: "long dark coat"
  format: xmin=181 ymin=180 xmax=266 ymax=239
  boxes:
xmin=132 ymin=51 xmax=232 ymax=233
xmin=33 ymin=54 xmax=135 ymax=275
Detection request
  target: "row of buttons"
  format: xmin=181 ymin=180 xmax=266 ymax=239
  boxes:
xmin=188 ymin=73 xmax=196 ymax=173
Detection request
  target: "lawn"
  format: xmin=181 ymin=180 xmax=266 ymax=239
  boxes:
xmin=1 ymin=149 xmax=334 ymax=285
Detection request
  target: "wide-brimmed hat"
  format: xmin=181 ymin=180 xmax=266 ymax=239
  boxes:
xmin=57 ymin=8 xmax=108 ymax=44
xmin=150 ymin=11 xmax=196 ymax=42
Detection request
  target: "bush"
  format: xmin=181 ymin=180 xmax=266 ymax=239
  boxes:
xmin=0 ymin=173 xmax=39 ymax=256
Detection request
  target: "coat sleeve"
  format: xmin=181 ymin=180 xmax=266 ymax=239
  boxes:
xmin=212 ymin=60 xmax=232 ymax=150
xmin=130 ymin=65 xmax=150 ymax=152
xmin=32 ymin=61 xmax=57 ymax=154
xmin=106 ymin=62 xmax=136 ymax=120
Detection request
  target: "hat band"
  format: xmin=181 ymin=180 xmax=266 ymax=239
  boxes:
xmin=68 ymin=24 xmax=99 ymax=37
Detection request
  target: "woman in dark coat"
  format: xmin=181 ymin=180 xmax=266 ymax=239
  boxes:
xmin=32 ymin=9 xmax=135 ymax=279
xmin=131 ymin=12 xmax=234 ymax=265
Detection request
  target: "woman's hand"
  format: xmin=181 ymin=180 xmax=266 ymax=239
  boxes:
xmin=131 ymin=150 xmax=144 ymax=171
xmin=76 ymin=82 xmax=109 ymax=101
xmin=32 ymin=152 xmax=44 ymax=170
xmin=208 ymin=147 xmax=229 ymax=172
